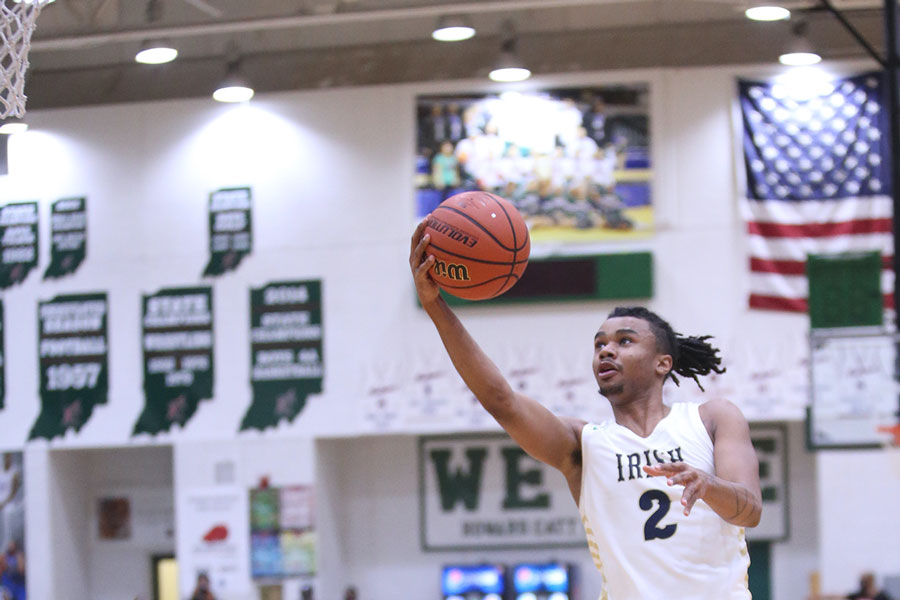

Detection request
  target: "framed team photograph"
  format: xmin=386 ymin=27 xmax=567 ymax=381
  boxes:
xmin=415 ymin=85 xmax=652 ymax=255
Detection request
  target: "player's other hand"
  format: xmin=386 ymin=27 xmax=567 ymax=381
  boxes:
xmin=643 ymin=462 xmax=711 ymax=517
xmin=410 ymin=217 xmax=441 ymax=306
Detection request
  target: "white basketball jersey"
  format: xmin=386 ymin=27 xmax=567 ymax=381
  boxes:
xmin=579 ymin=402 xmax=751 ymax=600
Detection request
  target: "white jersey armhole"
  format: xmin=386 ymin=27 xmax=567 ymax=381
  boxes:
xmin=688 ymin=402 xmax=715 ymax=455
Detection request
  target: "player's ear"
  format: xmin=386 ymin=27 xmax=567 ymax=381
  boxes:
xmin=656 ymin=354 xmax=673 ymax=377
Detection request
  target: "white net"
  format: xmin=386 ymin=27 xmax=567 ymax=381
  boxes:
xmin=0 ymin=0 xmax=50 ymax=119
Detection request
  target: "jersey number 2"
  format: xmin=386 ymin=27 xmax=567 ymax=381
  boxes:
xmin=639 ymin=490 xmax=677 ymax=541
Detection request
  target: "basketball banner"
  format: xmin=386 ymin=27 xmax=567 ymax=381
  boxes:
xmin=241 ymin=280 xmax=323 ymax=431
xmin=0 ymin=201 xmax=38 ymax=289
xmin=203 ymin=187 xmax=252 ymax=277
xmin=29 ymin=293 xmax=109 ymax=440
xmin=133 ymin=286 xmax=214 ymax=435
xmin=44 ymin=196 xmax=87 ymax=279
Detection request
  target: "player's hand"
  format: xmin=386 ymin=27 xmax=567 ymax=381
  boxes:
xmin=643 ymin=462 xmax=712 ymax=517
xmin=410 ymin=217 xmax=441 ymax=306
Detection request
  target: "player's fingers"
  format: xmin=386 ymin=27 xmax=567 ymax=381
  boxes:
xmin=681 ymin=484 xmax=700 ymax=516
xmin=410 ymin=231 xmax=431 ymax=269
xmin=410 ymin=217 xmax=429 ymax=254
xmin=650 ymin=461 xmax=687 ymax=474
xmin=415 ymin=254 xmax=435 ymax=280
xmin=666 ymin=470 xmax=695 ymax=488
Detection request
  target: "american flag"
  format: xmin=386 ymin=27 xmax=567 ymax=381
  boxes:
xmin=739 ymin=72 xmax=893 ymax=312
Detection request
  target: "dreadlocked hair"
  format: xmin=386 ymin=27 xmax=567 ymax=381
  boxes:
xmin=607 ymin=306 xmax=726 ymax=391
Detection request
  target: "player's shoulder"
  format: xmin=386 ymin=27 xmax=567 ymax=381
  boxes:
xmin=698 ymin=398 xmax=750 ymax=440
xmin=698 ymin=397 xmax=745 ymax=420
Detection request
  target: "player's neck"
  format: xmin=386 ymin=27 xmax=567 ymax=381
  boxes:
xmin=610 ymin=391 xmax=669 ymax=438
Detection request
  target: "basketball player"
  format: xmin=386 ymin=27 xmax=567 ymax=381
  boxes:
xmin=409 ymin=222 xmax=762 ymax=600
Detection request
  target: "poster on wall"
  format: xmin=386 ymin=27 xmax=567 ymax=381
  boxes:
xmin=249 ymin=485 xmax=316 ymax=578
xmin=747 ymin=425 xmax=788 ymax=541
xmin=419 ymin=433 xmax=585 ymax=551
xmin=203 ymin=187 xmax=252 ymax=277
xmin=415 ymin=86 xmax=652 ymax=256
xmin=133 ymin=286 xmax=214 ymax=435
xmin=178 ymin=487 xmax=252 ymax=597
xmin=97 ymin=496 xmax=131 ymax=540
xmin=0 ymin=201 xmax=38 ymax=289
xmin=241 ymin=280 xmax=323 ymax=431
xmin=0 ymin=451 xmax=24 ymax=578
xmin=29 ymin=293 xmax=109 ymax=440
xmin=44 ymin=196 xmax=87 ymax=279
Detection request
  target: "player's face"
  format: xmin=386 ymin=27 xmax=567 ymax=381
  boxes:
xmin=592 ymin=316 xmax=669 ymax=399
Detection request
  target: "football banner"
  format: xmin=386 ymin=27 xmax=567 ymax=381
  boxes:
xmin=133 ymin=287 xmax=214 ymax=435
xmin=29 ymin=293 xmax=109 ymax=440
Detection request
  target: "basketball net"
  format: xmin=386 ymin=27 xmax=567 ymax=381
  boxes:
xmin=0 ymin=0 xmax=51 ymax=119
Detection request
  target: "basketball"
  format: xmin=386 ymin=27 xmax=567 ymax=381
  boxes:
xmin=423 ymin=191 xmax=530 ymax=301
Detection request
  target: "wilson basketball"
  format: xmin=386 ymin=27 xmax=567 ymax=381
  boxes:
xmin=424 ymin=191 xmax=530 ymax=301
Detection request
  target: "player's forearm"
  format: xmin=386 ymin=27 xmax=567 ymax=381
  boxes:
xmin=423 ymin=297 xmax=516 ymax=416
xmin=701 ymin=478 xmax=762 ymax=527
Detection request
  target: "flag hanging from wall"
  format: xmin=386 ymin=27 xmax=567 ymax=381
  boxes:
xmin=203 ymin=187 xmax=252 ymax=277
xmin=133 ymin=286 xmax=214 ymax=435
xmin=241 ymin=280 xmax=323 ymax=431
xmin=738 ymin=72 xmax=893 ymax=312
xmin=0 ymin=202 xmax=38 ymax=289
xmin=44 ymin=197 xmax=87 ymax=279
xmin=29 ymin=293 xmax=109 ymax=440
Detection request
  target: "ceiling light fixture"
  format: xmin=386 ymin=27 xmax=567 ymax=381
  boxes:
xmin=135 ymin=40 xmax=178 ymax=64
xmin=745 ymin=5 xmax=790 ymax=21
xmin=779 ymin=21 xmax=821 ymax=66
xmin=213 ymin=59 xmax=254 ymax=103
xmin=0 ymin=118 xmax=28 ymax=134
xmin=432 ymin=15 xmax=476 ymax=42
xmin=489 ymin=23 xmax=531 ymax=83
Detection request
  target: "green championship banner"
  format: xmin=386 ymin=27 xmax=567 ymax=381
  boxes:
xmin=0 ymin=202 xmax=38 ymax=289
xmin=0 ymin=300 xmax=5 ymax=409
xmin=44 ymin=197 xmax=87 ymax=279
xmin=134 ymin=287 xmax=214 ymax=435
xmin=241 ymin=281 xmax=323 ymax=431
xmin=29 ymin=293 xmax=109 ymax=440
xmin=203 ymin=187 xmax=252 ymax=277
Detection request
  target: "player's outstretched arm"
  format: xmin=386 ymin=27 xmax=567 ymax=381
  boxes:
xmin=410 ymin=219 xmax=584 ymax=485
xmin=644 ymin=399 xmax=762 ymax=527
